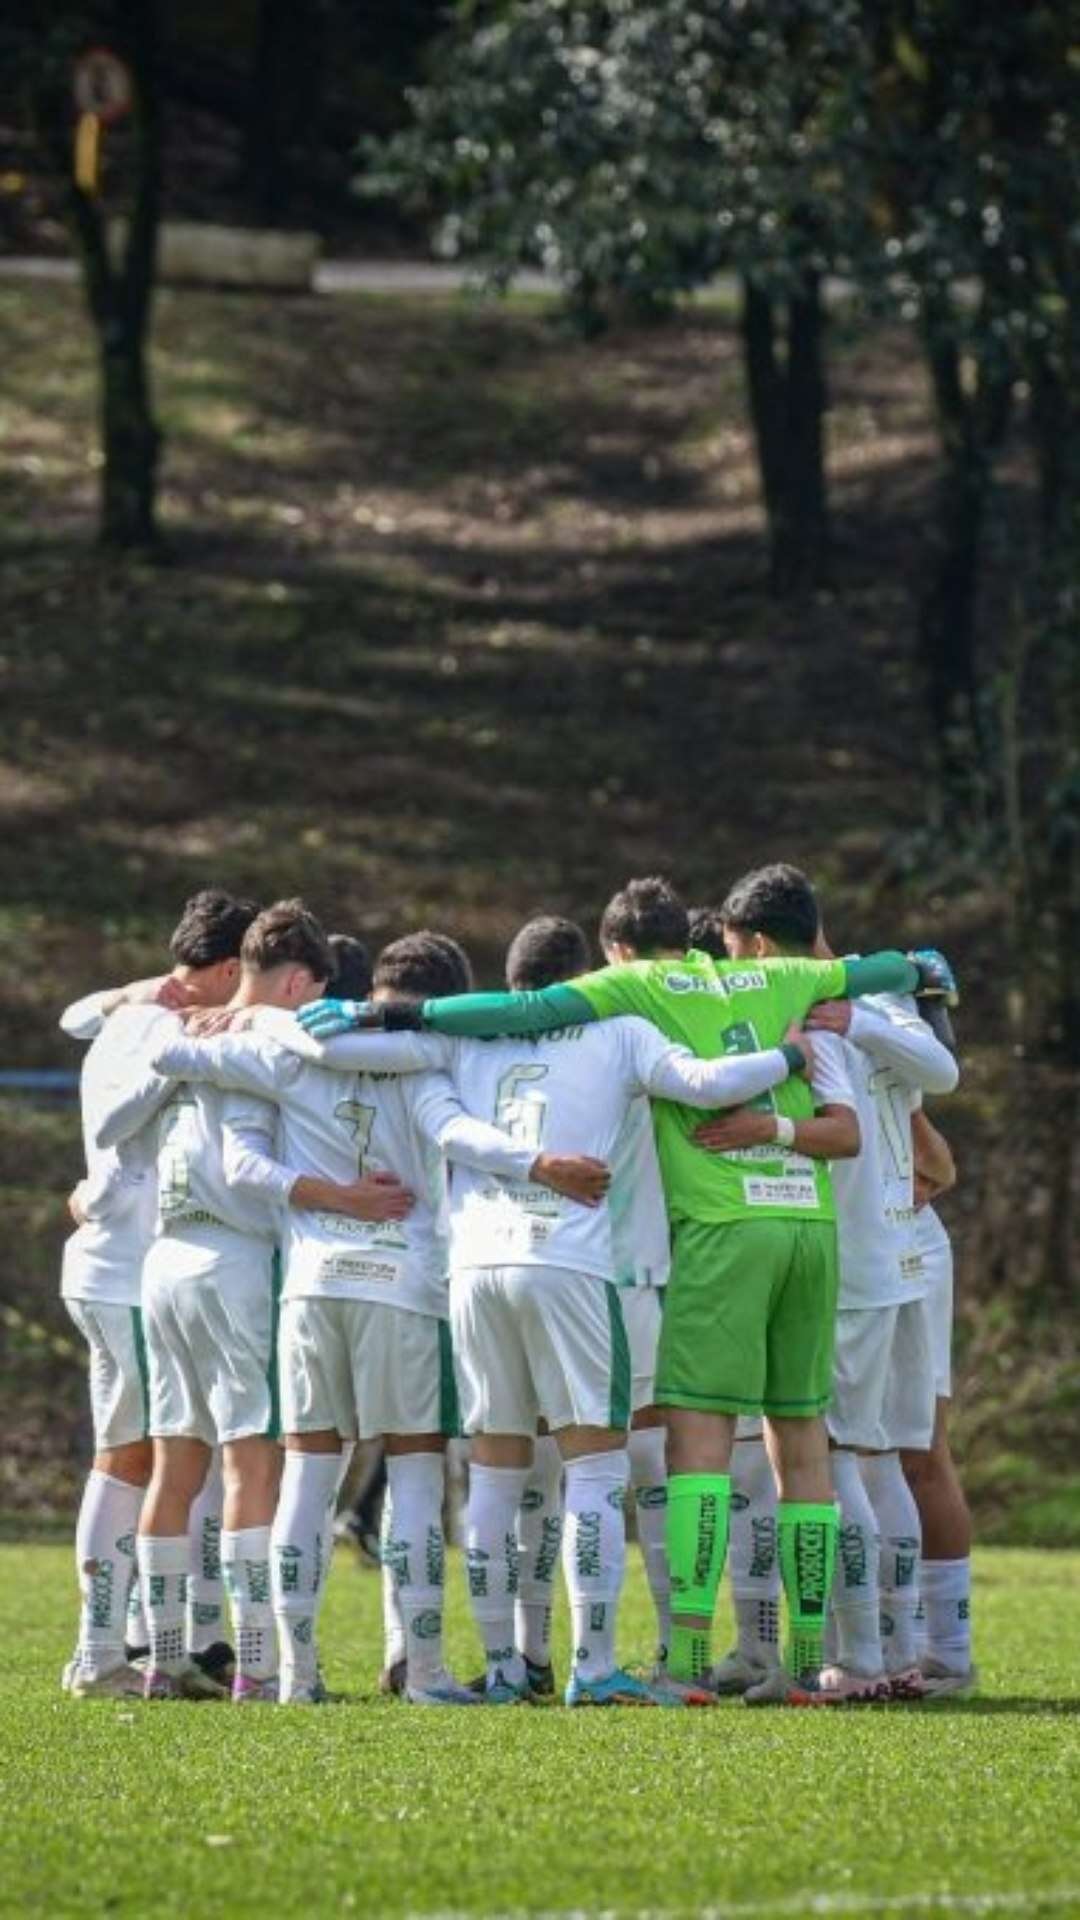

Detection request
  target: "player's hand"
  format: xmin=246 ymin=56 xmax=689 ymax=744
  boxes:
xmin=909 ymin=947 xmax=959 ymax=1006
xmin=693 ymin=1108 xmax=776 ymax=1153
xmin=153 ymin=975 xmax=203 ymax=1010
xmin=338 ymin=1173 xmax=414 ymax=1223
xmin=530 ymin=1154 xmax=611 ymax=1208
xmin=297 ymin=997 xmax=372 ymax=1038
xmin=67 ymin=1185 xmax=88 ymax=1227
xmin=177 ymin=1005 xmax=246 ymax=1036
xmin=782 ymin=1022 xmax=817 ymax=1072
xmin=805 ymin=1000 xmax=851 ymax=1037
xmin=913 ymin=1172 xmax=935 ymax=1209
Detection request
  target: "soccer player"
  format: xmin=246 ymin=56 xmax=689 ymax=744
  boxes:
xmin=141 ymin=928 xmax=613 ymax=1705
xmin=93 ymin=899 xmax=377 ymax=1702
xmin=705 ymin=871 xmax=959 ymax=1699
xmin=902 ymin=1113 xmax=976 ymax=1695
xmin=298 ymin=873 xmax=954 ymax=1695
xmin=58 ymin=889 xmax=257 ymax=1698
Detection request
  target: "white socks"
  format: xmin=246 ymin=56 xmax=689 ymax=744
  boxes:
xmin=186 ymin=1454 xmax=225 ymax=1656
xmin=860 ymin=1452 xmax=922 ymax=1674
xmin=270 ymin=1451 xmax=340 ymax=1697
xmin=137 ymin=1533 xmax=189 ymax=1676
xmin=75 ymin=1470 xmax=143 ymax=1678
xmin=920 ymin=1557 xmax=972 ymax=1673
xmin=385 ymin=1452 xmax=448 ymax=1694
xmin=830 ymin=1449 xmax=883 ymax=1677
xmin=222 ymin=1525 xmax=277 ymax=1681
xmin=467 ymin=1462 xmax=529 ymax=1689
xmin=628 ymin=1425 xmax=670 ymax=1663
xmin=380 ymin=1487 xmax=406 ymax=1673
xmin=515 ymin=1435 xmax=564 ymax=1671
xmin=563 ymin=1449 xmax=629 ymax=1684
xmin=728 ymin=1438 xmax=781 ymax=1668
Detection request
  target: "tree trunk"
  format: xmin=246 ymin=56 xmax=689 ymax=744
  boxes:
xmin=245 ymin=0 xmax=292 ymax=221
xmin=100 ymin=326 xmax=160 ymax=547
xmin=740 ymin=274 xmax=830 ymax=595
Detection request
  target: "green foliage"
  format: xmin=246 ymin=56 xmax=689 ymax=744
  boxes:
xmin=3 ymin=1545 xmax=1080 ymax=1915
xmin=363 ymin=0 xmax=874 ymax=318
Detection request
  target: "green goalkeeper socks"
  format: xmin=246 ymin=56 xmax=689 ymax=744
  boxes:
xmin=666 ymin=1473 xmax=731 ymax=1683
xmin=777 ymin=1500 xmax=839 ymax=1678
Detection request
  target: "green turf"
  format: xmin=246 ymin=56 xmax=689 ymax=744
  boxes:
xmin=2 ymin=1545 xmax=1079 ymax=1918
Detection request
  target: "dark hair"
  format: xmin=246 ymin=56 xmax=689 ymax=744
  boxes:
xmin=169 ymin=890 xmax=260 ymax=969
xmin=327 ymin=933 xmax=373 ymax=1000
xmin=687 ymin=906 xmax=728 ymax=961
xmin=241 ymin=898 xmax=333 ymax=981
xmin=599 ymin=876 xmax=688 ymax=957
xmin=505 ymin=916 xmax=589 ymax=991
xmin=720 ymin=863 xmax=820 ymax=952
xmin=373 ymin=930 xmax=473 ymax=1003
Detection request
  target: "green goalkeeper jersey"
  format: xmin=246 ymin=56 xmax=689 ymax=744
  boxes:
xmin=569 ymin=949 xmax=846 ymax=1225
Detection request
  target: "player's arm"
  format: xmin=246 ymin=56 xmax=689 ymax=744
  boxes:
xmin=299 ymin=982 xmax=598 ymax=1041
xmin=411 ymin=1077 xmax=610 ymax=1208
xmin=693 ymin=1031 xmax=859 ymax=1160
xmin=93 ymin=1038 xmax=178 ymax=1150
xmin=912 ymin=1108 xmax=956 ymax=1203
xmin=809 ymin=997 xmax=959 ymax=1095
xmin=59 ymin=974 xmax=188 ymax=1040
xmin=635 ymin=1027 xmax=813 ymax=1108
xmin=812 ymin=948 xmax=958 ymax=1005
xmin=151 ymin=1032 xmax=296 ymax=1099
xmin=271 ymin=1024 xmax=454 ymax=1074
xmin=216 ymin=1090 xmax=414 ymax=1225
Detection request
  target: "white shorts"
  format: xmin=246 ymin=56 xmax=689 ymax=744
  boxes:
xmin=921 ymin=1233 xmax=953 ymax=1399
xmin=143 ymin=1226 xmax=279 ymax=1447
xmin=65 ymin=1299 xmax=149 ymax=1450
xmin=280 ymin=1296 xmax=458 ymax=1440
xmin=451 ymin=1264 xmax=631 ymax=1437
xmin=620 ymin=1286 xmax=663 ymax=1413
xmin=828 ymin=1298 xmax=935 ymax=1452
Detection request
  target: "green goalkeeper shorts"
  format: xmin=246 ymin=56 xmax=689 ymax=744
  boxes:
xmin=654 ymin=1216 xmax=839 ymax=1418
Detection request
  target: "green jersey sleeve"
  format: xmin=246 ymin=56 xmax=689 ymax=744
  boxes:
xmin=419 ymin=982 xmax=597 ymax=1037
xmin=842 ymin=951 xmax=920 ymax=999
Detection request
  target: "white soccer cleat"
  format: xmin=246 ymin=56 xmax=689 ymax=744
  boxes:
xmin=60 ymin=1655 xmax=79 ymax=1694
xmin=814 ymin=1664 xmax=890 ymax=1705
xmin=69 ymin=1661 xmax=147 ymax=1700
xmin=708 ymin=1647 xmax=773 ymax=1696
xmin=405 ymin=1671 xmax=485 ymax=1707
xmin=743 ymin=1666 xmax=828 ymax=1707
xmin=919 ymin=1658 xmax=978 ymax=1699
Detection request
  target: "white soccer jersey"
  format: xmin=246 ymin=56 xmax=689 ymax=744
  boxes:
xmin=148 ymin=1030 xmax=540 ymax=1318
xmin=823 ymin=995 xmax=957 ymax=1310
xmin=269 ymin=1010 xmax=798 ymax=1283
xmin=609 ymin=1096 xmax=670 ymax=1289
xmin=95 ymin=1015 xmax=283 ymax=1242
xmin=61 ymin=1003 xmax=165 ymax=1306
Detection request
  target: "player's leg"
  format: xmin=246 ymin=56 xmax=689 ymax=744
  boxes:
xmin=375 ymin=1306 xmax=475 ymax=1706
xmin=657 ymin=1219 xmax=772 ymax=1687
xmin=903 ymin=1399 xmax=973 ymax=1691
xmin=65 ymin=1301 xmax=151 ymax=1697
xmin=867 ymin=1296 xmax=936 ymax=1696
xmin=186 ymin=1450 xmax=232 ymax=1687
xmin=623 ymin=1287 xmax=670 ymax=1673
xmin=136 ymin=1249 xmax=221 ymax=1699
xmin=821 ymin=1306 xmax=891 ymax=1700
xmin=712 ymin=1420 xmax=782 ymax=1693
xmin=753 ymin=1221 xmax=841 ymax=1701
xmin=514 ymin=1425 xmax=563 ymax=1695
xmin=901 ymin=1232 xmax=974 ymax=1694
xmin=452 ymin=1267 xmax=537 ymax=1701
xmin=208 ymin=1241 xmax=284 ymax=1703
xmin=271 ymin=1297 xmax=352 ymax=1704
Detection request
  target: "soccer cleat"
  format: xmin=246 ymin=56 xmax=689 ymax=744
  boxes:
xmin=333 ymin=1512 xmax=382 ymax=1570
xmin=565 ymin=1666 xmax=665 ymax=1708
xmin=232 ymin=1672 xmax=279 ymax=1705
xmin=406 ymin=1672 xmax=485 ymax=1707
xmin=886 ymin=1665 xmax=930 ymax=1701
xmin=70 ymin=1661 xmax=147 ymax=1700
xmin=279 ymin=1677 xmax=331 ymax=1706
xmin=467 ymin=1656 xmax=555 ymax=1699
xmin=378 ymin=1656 xmax=407 ymax=1697
xmin=191 ymin=1641 xmax=235 ymax=1691
xmin=484 ymin=1666 xmax=535 ymax=1706
xmin=743 ymin=1665 xmax=827 ymax=1707
xmin=919 ymin=1658 xmax=978 ymax=1700
xmin=814 ymin=1664 xmax=890 ymax=1705
xmin=708 ymin=1647 xmax=773 ymax=1696
xmin=60 ymin=1655 xmax=79 ymax=1693
xmin=646 ymin=1671 xmax=717 ymax=1707
xmin=143 ymin=1662 xmax=226 ymax=1702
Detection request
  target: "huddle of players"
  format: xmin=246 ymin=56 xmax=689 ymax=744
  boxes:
xmin=57 ymin=865 xmax=972 ymax=1708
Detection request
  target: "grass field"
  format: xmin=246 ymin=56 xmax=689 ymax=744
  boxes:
xmin=3 ymin=1544 xmax=1080 ymax=1919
